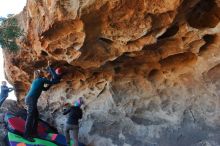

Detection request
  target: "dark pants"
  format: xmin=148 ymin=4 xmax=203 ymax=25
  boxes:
xmin=24 ymin=104 xmax=39 ymax=137
xmin=0 ymin=96 xmax=7 ymax=107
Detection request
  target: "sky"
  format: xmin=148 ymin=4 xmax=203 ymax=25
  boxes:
xmin=0 ymin=0 xmax=27 ymax=100
xmin=0 ymin=0 xmax=27 ymax=17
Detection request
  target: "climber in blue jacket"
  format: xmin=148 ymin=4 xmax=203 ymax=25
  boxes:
xmin=23 ymin=70 xmax=55 ymax=142
xmin=0 ymin=81 xmax=14 ymax=107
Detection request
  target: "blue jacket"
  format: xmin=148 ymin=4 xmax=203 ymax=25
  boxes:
xmin=0 ymin=85 xmax=13 ymax=98
xmin=47 ymin=66 xmax=61 ymax=84
xmin=25 ymin=77 xmax=54 ymax=106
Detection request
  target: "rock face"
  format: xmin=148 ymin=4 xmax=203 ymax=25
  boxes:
xmin=3 ymin=0 xmax=220 ymax=145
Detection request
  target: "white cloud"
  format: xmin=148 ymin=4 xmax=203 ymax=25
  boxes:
xmin=0 ymin=0 xmax=27 ymax=100
xmin=0 ymin=0 xmax=26 ymax=17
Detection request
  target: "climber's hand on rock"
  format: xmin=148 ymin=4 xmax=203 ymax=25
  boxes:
xmin=47 ymin=60 xmax=50 ymax=66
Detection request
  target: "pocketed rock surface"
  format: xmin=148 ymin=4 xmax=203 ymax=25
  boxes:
xmin=2 ymin=0 xmax=220 ymax=145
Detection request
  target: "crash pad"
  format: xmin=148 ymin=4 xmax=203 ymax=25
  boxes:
xmin=43 ymin=133 xmax=67 ymax=146
xmin=7 ymin=132 xmax=57 ymax=146
xmin=7 ymin=116 xmax=46 ymax=134
xmin=5 ymin=112 xmax=85 ymax=146
xmin=5 ymin=113 xmax=67 ymax=146
xmin=4 ymin=113 xmax=14 ymax=122
xmin=4 ymin=113 xmax=58 ymax=134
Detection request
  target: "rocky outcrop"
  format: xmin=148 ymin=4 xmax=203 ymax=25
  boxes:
xmin=3 ymin=0 xmax=220 ymax=145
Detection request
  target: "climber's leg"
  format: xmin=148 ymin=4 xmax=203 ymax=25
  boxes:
xmin=64 ymin=123 xmax=72 ymax=144
xmin=71 ymin=125 xmax=79 ymax=146
xmin=24 ymin=104 xmax=36 ymax=142
xmin=32 ymin=108 xmax=39 ymax=135
xmin=0 ymin=96 xmax=7 ymax=107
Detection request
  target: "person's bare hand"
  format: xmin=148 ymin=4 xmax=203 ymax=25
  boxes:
xmin=47 ymin=60 xmax=51 ymax=66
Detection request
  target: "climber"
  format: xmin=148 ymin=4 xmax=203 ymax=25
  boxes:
xmin=46 ymin=61 xmax=62 ymax=84
xmin=0 ymin=81 xmax=14 ymax=107
xmin=63 ymin=97 xmax=84 ymax=146
xmin=23 ymin=70 xmax=55 ymax=142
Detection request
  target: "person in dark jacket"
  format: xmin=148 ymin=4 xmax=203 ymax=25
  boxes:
xmin=47 ymin=66 xmax=62 ymax=83
xmin=63 ymin=97 xmax=84 ymax=146
xmin=23 ymin=70 xmax=54 ymax=142
xmin=0 ymin=81 xmax=14 ymax=107
xmin=46 ymin=61 xmax=62 ymax=84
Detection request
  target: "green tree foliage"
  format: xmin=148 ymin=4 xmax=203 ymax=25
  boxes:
xmin=0 ymin=16 xmax=23 ymax=52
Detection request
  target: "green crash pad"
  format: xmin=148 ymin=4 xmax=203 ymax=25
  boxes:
xmin=70 ymin=139 xmax=85 ymax=146
xmin=8 ymin=132 xmax=58 ymax=146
